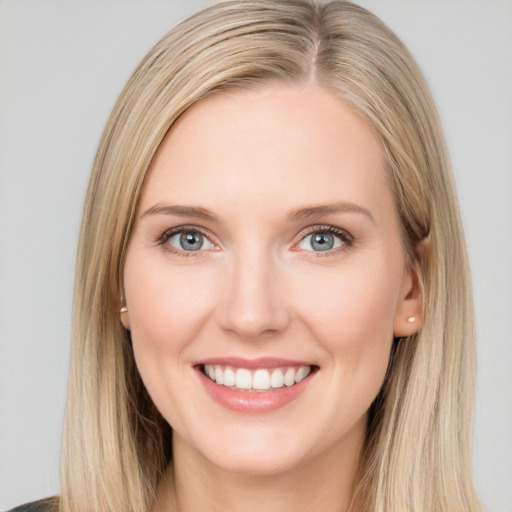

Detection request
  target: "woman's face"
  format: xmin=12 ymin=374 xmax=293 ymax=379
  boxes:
xmin=122 ymin=83 xmax=421 ymax=475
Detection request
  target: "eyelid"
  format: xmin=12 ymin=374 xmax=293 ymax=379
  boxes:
xmin=155 ymin=223 xmax=355 ymax=256
xmin=293 ymin=224 xmax=354 ymax=254
xmin=156 ymin=225 xmax=220 ymax=255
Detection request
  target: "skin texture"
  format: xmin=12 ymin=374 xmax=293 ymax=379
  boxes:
xmin=121 ymin=82 xmax=422 ymax=512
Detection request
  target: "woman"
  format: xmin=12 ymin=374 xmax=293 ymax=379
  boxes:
xmin=10 ymin=1 xmax=480 ymax=511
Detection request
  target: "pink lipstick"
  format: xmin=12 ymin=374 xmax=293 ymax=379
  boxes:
xmin=194 ymin=358 xmax=317 ymax=413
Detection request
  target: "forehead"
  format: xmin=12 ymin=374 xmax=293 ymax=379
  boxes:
xmin=140 ymin=82 xmax=391 ymax=219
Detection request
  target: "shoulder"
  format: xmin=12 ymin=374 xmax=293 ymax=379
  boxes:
xmin=6 ymin=497 xmax=58 ymax=512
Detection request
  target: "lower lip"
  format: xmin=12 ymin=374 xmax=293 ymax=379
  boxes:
xmin=196 ymin=367 xmax=315 ymax=414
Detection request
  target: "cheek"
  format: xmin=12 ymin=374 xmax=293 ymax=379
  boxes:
xmin=289 ymin=259 xmax=401 ymax=402
xmin=123 ymin=254 xmax=216 ymax=396
xmin=124 ymin=256 xmax=217 ymax=355
xmin=292 ymin=259 xmax=401 ymax=347
xmin=123 ymin=256 xmax=220 ymax=429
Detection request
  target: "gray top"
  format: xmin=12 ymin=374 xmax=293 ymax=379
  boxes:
xmin=7 ymin=498 xmax=56 ymax=512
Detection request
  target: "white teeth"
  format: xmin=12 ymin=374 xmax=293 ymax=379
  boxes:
xmin=284 ymin=367 xmax=295 ymax=386
xmin=223 ymin=366 xmax=236 ymax=386
xmin=203 ymin=364 xmax=312 ymax=392
xmin=270 ymin=369 xmax=284 ymax=388
xmin=295 ymin=366 xmax=311 ymax=383
xmin=235 ymin=368 xmax=252 ymax=389
xmin=253 ymin=369 xmax=271 ymax=390
xmin=214 ymin=367 xmax=224 ymax=385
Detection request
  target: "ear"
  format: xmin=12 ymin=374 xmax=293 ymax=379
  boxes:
xmin=120 ymin=309 xmax=131 ymax=330
xmin=120 ymin=295 xmax=131 ymax=330
xmin=393 ymin=239 xmax=429 ymax=337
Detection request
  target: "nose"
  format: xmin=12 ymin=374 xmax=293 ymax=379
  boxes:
xmin=217 ymin=247 xmax=291 ymax=339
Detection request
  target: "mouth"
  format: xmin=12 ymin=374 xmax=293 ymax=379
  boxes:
xmin=194 ymin=358 xmax=318 ymax=413
xmin=200 ymin=364 xmax=314 ymax=392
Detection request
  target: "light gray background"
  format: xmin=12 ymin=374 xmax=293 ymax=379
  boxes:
xmin=0 ymin=1 xmax=511 ymax=511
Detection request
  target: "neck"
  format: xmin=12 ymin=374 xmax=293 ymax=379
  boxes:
xmin=153 ymin=418 xmax=366 ymax=512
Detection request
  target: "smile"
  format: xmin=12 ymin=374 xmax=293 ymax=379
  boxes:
xmin=203 ymin=364 xmax=312 ymax=392
xmin=196 ymin=358 xmax=317 ymax=413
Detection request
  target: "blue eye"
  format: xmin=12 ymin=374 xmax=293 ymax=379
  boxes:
xmin=167 ymin=231 xmax=214 ymax=252
xmin=298 ymin=229 xmax=347 ymax=252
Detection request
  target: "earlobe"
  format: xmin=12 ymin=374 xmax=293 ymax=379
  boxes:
xmin=393 ymin=238 xmax=429 ymax=337
xmin=393 ymin=277 xmax=423 ymax=337
xmin=120 ymin=304 xmax=131 ymax=330
xmin=393 ymin=310 xmax=421 ymax=337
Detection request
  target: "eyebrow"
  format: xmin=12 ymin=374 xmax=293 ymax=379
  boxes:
xmin=142 ymin=204 xmax=219 ymax=222
xmin=142 ymin=201 xmax=375 ymax=224
xmin=287 ymin=202 xmax=375 ymax=224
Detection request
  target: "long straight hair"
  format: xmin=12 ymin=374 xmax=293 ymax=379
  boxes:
xmin=60 ymin=1 xmax=479 ymax=511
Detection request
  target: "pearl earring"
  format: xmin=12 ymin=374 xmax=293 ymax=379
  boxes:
xmin=407 ymin=316 xmax=416 ymax=323
xmin=120 ymin=306 xmax=128 ymax=313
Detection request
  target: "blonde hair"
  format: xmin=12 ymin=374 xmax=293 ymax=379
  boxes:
xmin=61 ymin=1 xmax=479 ymax=511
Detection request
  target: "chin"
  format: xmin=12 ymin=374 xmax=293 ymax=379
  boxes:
xmin=173 ymin=420 xmax=311 ymax=477
xmin=208 ymin=444 xmax=307 ymax=476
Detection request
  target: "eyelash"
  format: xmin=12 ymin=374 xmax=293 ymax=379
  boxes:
xmin=297 ymin=225 xmax=355 ymax=256
xmin=156 ymin=226 xmax=214 ymax=257
xmin=156 ymin=224 xmax=355 ymax=257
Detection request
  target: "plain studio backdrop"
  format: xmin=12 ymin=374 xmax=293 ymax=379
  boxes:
xmin=0 ymin=1 xmax=511 ymax=511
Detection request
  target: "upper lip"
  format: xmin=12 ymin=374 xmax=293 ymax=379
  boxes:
xmin=195 ymin=357 xmax=315 ymax=369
